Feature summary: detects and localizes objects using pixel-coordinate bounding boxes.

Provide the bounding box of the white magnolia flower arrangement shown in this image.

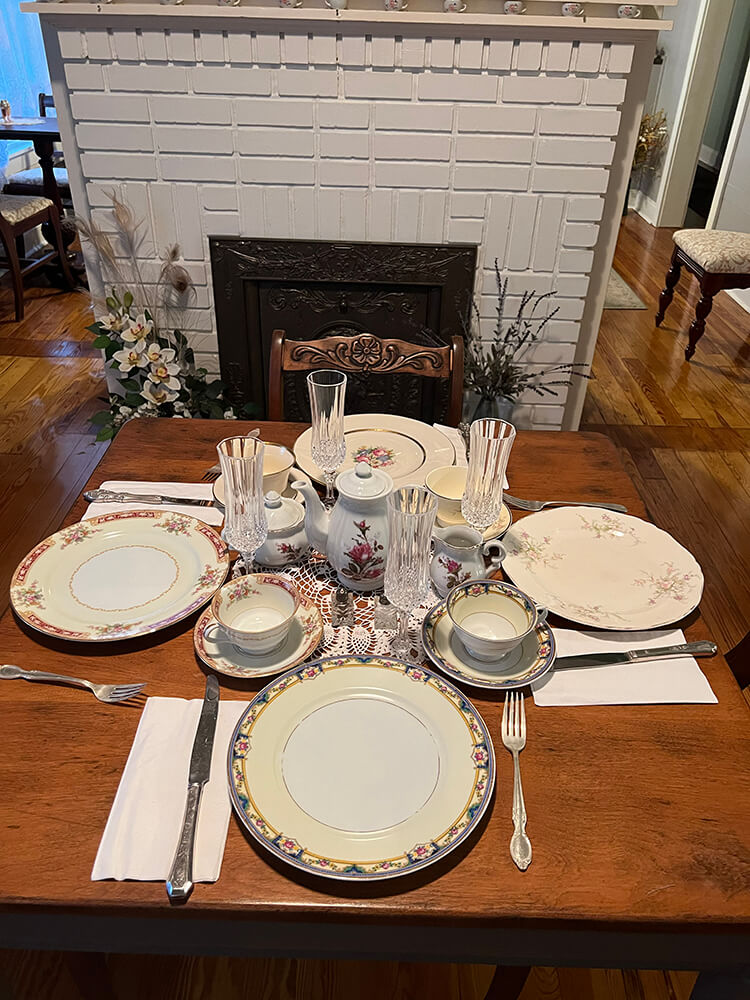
[78,193,256,441]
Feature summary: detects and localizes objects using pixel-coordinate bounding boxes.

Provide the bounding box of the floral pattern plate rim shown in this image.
[194,596,323,678]
[228,655,495,881]
[501,507,704,630]
[10,509,228,642]
[293,414,456,491]
[422,600,556,690]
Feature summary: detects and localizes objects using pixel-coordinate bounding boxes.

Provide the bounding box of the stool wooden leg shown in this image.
[47,207,76,290]
[685,278,716,360]
[0,229,25,322]
[482,965,531,999]
[655,247,681,327]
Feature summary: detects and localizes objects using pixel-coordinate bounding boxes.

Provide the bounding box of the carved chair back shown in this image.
[267,329,464,426]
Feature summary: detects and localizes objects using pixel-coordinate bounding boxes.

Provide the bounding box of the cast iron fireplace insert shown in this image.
[209,237,477,423]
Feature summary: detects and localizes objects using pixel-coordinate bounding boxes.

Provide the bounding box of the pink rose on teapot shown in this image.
[617,4,641,17]
[504,1,526,12]
[384,0,408,9]
[561,2,584,14]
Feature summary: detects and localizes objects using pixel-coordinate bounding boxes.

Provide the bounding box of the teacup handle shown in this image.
[203,622,225,641]
[483,540,506,567]
[631,7,641,16]
[535,605,549,625]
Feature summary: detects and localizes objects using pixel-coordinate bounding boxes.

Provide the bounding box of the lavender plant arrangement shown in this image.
[78,194,253,441]
[462,259,591,422]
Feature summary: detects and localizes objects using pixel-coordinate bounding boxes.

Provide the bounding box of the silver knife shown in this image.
[554,640,717,671]
[84,489,209,506]
[167,675,220,903]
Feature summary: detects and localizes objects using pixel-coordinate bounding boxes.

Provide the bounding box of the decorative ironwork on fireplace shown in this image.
[209,237,477,423]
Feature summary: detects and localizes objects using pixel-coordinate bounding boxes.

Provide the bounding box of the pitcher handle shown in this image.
[483,540,506,567]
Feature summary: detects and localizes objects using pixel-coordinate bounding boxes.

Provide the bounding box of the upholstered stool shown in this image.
[655,229,750,360]
[0,194,75,321]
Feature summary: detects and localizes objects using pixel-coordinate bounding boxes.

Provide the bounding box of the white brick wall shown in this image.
[56,27,634,430]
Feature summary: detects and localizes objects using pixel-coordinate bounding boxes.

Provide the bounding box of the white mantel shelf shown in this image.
[21,3,673,32]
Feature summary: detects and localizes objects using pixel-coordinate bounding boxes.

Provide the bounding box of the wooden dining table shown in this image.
[1,418,748,973]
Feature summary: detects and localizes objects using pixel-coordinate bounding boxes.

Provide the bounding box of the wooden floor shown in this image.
[2,211,749,999]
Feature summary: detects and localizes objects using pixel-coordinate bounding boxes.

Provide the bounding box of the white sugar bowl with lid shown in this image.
[293,461,393,592]
[254,491,309,567]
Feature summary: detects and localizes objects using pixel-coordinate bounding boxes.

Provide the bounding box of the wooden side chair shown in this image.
[655,229,750,360]
[0,194,75,321]
[268,329,465,425]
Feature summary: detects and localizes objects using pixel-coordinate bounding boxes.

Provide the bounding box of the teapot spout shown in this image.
[292,480,329,555]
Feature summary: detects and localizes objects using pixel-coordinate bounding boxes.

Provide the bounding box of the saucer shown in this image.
[213,467,309,508]
[194,594,323,679]
[422,599,555,690]
[435,502,512,541]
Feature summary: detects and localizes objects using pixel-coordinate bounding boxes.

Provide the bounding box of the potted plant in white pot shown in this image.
[462,260,592,422]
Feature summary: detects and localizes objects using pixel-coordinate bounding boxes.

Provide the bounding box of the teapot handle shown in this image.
[483,540,506,567]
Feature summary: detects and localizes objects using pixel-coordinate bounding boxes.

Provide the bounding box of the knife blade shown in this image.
[84,489,209,506]
[166,675,220,903]
[554,640,717,671]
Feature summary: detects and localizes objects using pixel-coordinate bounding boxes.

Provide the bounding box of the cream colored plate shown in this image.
[10,510,228,642]
[436,502,512,541]
[503,508,704,629]
[194,597,323,679]
[293,414,455,490]
[229,655,494,881]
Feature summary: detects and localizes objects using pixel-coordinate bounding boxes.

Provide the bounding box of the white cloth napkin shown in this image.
[92,697,247,882]
[532,628,717,707]
[83,480,223,526]
[433,423,509,487]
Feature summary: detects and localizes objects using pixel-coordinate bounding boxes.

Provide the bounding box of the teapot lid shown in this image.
[264,491,304,531]
[336,461,392,500]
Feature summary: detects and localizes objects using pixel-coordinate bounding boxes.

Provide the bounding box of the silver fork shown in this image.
[0,665,146,704]
[504,493,627,514]
[501,691,532,871]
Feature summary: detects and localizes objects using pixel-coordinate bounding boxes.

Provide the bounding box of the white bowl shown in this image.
[262,444,295,494]
[446,579,545,662]
[211,574,300,655]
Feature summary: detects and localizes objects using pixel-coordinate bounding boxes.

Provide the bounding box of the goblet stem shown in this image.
[323,472,336,506]
[240,550,254,575]
[390,608,413,659]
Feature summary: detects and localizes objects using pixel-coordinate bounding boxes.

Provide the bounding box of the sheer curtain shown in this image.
[0,6,52,170]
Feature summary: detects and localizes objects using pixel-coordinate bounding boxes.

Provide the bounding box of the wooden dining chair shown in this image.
[0,194,75,321]
[267,328,465,425]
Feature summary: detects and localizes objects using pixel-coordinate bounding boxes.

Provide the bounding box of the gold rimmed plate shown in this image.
[229,655,494,881]
[10,510,228,642]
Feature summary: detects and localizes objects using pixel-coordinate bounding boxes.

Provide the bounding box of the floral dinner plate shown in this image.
[293,414,455,490]
[502,507,703,629]
[10,510,228,642]
[422,600,556,690]
[194,597,323,679]
[229,655,494,881]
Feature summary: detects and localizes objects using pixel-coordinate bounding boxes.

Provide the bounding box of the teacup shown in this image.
[280,0,303,6]
[504,1,526,12]
[384,0,408,9]
[325,0,348,7]
[561,2,584,14]
[262,443,295,494]
[209,574,300,655]
[425,465,468,525]
[444,0,467,10]
[617,4,641,16]
[216,0,241,6]
[446,579,546,662]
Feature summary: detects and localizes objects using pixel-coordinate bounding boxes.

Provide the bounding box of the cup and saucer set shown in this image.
[194,573,324,680]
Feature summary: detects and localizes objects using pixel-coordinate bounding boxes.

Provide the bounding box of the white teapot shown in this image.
[293,462,393,592]
[254,491,309,567]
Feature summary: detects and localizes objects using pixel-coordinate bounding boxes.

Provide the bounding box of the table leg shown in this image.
[33,136,62,214]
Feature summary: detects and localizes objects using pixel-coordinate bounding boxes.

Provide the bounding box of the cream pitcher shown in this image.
[430,525,506,598]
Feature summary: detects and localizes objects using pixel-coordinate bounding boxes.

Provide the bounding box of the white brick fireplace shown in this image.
[26,2,671,429]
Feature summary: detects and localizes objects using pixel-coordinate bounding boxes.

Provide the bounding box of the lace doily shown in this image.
[239,551,440,660]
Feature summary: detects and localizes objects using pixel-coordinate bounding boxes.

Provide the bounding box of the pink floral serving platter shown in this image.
[10,510,229,642]
[502,507,704,630]
[229,655,495,881]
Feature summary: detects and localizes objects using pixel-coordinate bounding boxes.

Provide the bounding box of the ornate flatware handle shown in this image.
[166,783,202,903]
[627,641,717,661]
[510,753,532,871]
